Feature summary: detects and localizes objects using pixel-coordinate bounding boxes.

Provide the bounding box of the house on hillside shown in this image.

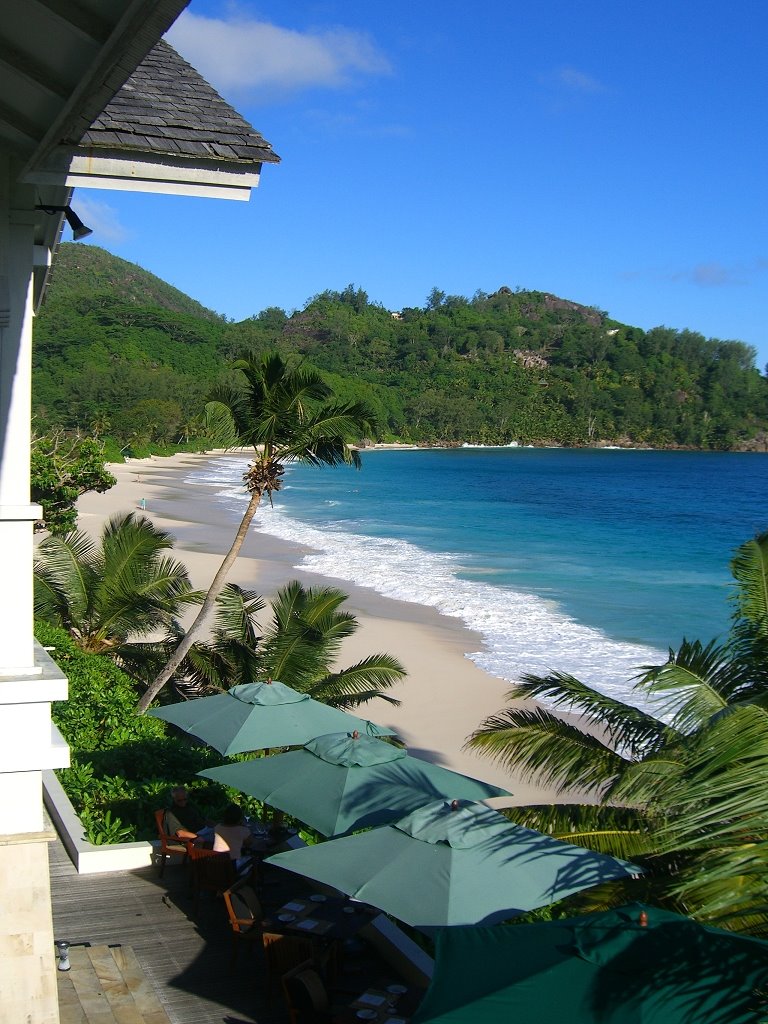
[0,3,278,1018]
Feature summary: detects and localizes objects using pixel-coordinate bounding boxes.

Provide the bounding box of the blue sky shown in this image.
[74,1,768,369]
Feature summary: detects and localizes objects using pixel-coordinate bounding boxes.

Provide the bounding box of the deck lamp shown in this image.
[36,204,93,241]
[54,939,71,971]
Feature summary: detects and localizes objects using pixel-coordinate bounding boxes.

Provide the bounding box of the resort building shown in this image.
[0,3,277,1018]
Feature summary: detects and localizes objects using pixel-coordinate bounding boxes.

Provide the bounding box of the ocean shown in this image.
[189,448,768,709]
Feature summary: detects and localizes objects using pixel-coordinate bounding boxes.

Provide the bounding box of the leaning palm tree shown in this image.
[466,531,768,934]
[34,511,200,658]
[138,352,377,712]
[119,583,267,698]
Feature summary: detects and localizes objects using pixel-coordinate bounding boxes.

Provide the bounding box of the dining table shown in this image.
[265,893,377,944]
[334,982,423,1023]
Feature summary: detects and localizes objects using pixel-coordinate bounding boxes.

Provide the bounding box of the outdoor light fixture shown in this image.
[54,940,71,971]
[35,204,93,241]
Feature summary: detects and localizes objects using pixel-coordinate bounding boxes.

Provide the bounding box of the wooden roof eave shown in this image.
[19,0,189,180]
[26,145,267,201]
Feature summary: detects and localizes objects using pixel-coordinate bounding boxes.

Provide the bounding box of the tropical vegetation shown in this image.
[38,571,405,842]
[180,579,405,710]
[31,431,116,534]
[467,531,768,935]
[33,511,404,713]
[39,621,224,844]
[137,350,377,711]
[34,511,199,659]
[33,244,768,452]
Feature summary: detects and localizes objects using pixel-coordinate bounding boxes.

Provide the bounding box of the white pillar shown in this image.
[0,156,65,1024]
[0,158,41,675]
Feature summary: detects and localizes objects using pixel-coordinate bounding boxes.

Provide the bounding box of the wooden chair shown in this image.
[261,932,314,1001]
[189,846,236,913]
[281,959,337,1024]
[153,808,194,877]
[222,878,264,966]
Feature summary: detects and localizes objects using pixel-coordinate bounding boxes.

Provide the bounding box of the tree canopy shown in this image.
[33,244,768,450]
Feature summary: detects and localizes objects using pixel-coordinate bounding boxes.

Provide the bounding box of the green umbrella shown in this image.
[266,798,641,930]
[411,903,768,1024]
[199,730,512,836]
[148,680,394,755]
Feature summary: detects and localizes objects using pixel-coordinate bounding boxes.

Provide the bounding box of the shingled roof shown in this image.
[75,39,279,167]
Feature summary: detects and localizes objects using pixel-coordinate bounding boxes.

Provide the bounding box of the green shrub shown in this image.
[38,621,226,842]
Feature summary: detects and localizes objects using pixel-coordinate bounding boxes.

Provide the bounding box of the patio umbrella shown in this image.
[198,730,512,836]
[411,903,768,1024]
[266,798,641,930]
[148,680,394,755]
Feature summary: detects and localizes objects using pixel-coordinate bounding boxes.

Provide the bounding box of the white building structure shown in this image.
[0,4,278,1019]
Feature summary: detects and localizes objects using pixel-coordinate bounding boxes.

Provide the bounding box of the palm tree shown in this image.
[255,580,405,708]
[137,352,377,712]
[34,511,200,658]
[466,531,768,934]
[173,579,405,709]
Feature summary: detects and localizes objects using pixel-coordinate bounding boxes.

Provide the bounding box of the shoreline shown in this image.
[76,452,582,803]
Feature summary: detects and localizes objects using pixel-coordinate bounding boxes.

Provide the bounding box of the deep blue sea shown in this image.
[190,448,768,707]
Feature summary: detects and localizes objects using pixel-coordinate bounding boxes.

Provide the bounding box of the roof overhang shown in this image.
[26,148,262,201]
[8,1,190,177]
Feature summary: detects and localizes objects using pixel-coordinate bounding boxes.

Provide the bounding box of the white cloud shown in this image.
[540,65,606,96]
[166,11,391,96]
[691,262,736,287]
[71,195,130,243]
[555,66,605,94]
[622,260,767,288]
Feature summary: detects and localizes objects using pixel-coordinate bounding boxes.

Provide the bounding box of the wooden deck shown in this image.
[58,944,173,1024]
[48,836,289,1024]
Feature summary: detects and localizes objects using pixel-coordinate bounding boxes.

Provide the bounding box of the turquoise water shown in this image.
[192,448,768,705]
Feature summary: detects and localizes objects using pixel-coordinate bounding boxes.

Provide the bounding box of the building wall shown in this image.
[0,839,59,1024]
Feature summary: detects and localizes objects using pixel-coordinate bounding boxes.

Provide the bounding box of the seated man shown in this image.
[164,786,214,843]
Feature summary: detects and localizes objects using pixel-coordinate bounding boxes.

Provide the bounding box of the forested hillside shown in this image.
[33,244,768,450]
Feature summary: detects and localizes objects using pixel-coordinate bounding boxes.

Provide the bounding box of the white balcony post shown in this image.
[0,163,41,676]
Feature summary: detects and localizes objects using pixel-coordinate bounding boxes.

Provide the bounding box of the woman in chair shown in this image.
[213,803,257,874]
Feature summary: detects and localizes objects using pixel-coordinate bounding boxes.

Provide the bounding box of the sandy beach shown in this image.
[76,452,574,803]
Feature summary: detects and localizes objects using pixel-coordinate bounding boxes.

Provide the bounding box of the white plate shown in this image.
[387,985,407,995]
[278,913,296,922]
[309,894,327,902]
[356,1012,377,1020]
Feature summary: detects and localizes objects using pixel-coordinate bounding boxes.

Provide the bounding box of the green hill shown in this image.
[32,248,768,450]
[44,243,222,319]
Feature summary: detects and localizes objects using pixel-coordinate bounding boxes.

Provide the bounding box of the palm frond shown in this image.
[203,400,243,448]
[211,584,264,645]
[635,639,754,730]
[467,705,630,795]
[34,529,96,626]
[509,671,671,757]
[309,654,405,707]
[646,707,768,853]
[502,803,655,859]
[730,530,768,637]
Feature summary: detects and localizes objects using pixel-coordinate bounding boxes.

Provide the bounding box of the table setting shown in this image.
[343,983,415,1022]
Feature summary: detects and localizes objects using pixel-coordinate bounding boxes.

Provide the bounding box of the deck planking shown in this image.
[48,837,288,1024]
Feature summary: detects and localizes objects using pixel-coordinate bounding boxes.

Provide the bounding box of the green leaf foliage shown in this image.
[31,432,116,534]
[34,511,200,656]
[38,621,225,842]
